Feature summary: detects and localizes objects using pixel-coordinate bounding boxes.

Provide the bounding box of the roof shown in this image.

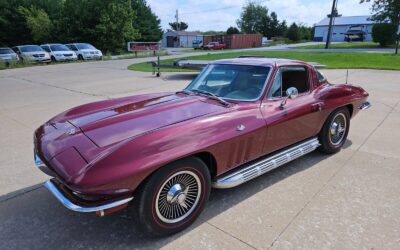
[212,57,306,67]
[166,30,201,36]
[315,15,374,26]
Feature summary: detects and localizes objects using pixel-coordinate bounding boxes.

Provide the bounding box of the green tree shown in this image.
[94,0,139,52]
[298,23,312,40]
[237,1,269,34]
[372,23,397,46]
[169,21,188,31]
[361,0,400,53]
[227,26,240,35]
[132,0,163,42]
[18,6,53,43]
[277,20,288,37]
[286,22,300,41]
[59,0,139,53]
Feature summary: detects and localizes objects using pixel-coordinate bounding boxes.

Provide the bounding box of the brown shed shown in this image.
[226,34,263,49]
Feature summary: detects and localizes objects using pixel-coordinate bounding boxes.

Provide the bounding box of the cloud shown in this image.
[147,0,373,31]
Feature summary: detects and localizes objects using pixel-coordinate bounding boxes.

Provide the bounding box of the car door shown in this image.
[260,65,325,154]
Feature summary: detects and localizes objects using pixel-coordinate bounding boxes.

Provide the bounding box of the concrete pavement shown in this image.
[0,59,400,249]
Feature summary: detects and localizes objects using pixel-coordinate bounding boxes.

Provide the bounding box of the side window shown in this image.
[267,69,282,98]
[267,67,309,98]
[71,45,78,51]
[316,70,326,82]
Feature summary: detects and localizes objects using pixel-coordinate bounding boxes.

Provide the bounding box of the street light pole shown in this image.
[325,0,338,49]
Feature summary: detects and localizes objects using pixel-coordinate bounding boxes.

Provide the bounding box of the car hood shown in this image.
[66,93,226,147]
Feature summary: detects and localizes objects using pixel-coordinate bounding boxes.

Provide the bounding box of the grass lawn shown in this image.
[128,51,400,72]
[295,42,395,49]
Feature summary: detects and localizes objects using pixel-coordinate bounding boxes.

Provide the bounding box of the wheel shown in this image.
[134,157,211,236]
[319,107,350,154]
[78,54,84,60]
[51,56,56,62]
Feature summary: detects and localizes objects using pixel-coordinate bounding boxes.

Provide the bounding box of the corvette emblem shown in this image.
[237,124,246,131]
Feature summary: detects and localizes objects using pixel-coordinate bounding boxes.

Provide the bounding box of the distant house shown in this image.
[314,16,375,42]
[161,30,203,48]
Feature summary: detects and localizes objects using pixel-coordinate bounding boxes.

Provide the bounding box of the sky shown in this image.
[146,0,374,31]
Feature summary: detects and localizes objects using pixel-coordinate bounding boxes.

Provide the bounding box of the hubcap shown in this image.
[155,171,201,223]
[329,113,347,146]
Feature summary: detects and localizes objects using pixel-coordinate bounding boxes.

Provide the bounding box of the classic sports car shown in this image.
[34,57,370,235]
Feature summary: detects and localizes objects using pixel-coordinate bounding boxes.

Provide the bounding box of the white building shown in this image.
[314,16,374,42]
[161,30,203,48]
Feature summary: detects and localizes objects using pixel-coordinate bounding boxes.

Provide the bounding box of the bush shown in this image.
[372,23,397,47]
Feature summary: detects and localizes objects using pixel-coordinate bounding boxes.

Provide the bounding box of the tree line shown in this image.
[234,1,313,41]
[0,0,163,53]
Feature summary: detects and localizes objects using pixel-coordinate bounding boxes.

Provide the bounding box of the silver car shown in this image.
[0,47,19,64]
[65,43,103,60]
[13,45,51,63]
[41,44,78,62]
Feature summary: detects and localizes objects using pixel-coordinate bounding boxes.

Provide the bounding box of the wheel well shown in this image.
[346,104,353,118]
[193,152,217,178]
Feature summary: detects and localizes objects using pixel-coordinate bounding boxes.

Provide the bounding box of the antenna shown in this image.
[346,69,349,84]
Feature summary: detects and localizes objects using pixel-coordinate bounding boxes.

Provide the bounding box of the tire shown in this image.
[318,107,350,154]
[134,157,211,236]
[51,56,56,62]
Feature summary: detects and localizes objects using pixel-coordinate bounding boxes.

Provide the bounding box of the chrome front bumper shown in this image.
[44,180,133,213]
[35,152,133,213]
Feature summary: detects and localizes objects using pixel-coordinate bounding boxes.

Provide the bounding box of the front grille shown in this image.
[63,53,73,56]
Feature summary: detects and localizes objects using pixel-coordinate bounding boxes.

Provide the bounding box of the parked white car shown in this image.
[65,43,103,60]
[0,47,19,64]
[12,45,51,63]
[41,44,77,62]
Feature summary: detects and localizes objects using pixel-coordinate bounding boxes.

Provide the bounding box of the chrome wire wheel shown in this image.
[329,113,347,146]
[155,170,201,224]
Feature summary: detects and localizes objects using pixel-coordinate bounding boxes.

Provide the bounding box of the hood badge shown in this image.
[66,128,77,135]
[236,124,246,132]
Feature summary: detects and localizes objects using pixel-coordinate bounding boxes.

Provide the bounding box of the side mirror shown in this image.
[280,87,299,108]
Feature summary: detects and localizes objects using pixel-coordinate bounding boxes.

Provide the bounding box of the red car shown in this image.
[204,41,226,50]
[34,58,370,235]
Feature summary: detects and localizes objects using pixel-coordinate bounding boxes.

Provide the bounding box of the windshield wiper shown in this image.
[175,89,193,95]
[191,89,230,106]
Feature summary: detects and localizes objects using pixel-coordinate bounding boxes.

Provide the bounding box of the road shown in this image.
[0,58,400,249]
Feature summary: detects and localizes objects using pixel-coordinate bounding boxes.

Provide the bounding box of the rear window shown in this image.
[0,48,13,54]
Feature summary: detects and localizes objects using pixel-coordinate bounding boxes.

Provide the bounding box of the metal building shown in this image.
[161,30,203,48]
[314,16,374,42]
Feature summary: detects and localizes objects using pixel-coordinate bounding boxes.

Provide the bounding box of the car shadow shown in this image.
[0,149,338,249]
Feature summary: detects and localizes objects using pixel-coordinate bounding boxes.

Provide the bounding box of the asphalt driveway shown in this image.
[0,59,399,249]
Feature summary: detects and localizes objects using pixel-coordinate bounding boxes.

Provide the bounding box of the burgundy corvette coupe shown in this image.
[34,57,370,235]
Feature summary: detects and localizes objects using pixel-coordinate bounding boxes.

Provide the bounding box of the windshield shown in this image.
[76,43,96,50]
[186,64,271,101]
[0,48,14,54]
[20,45,44,52]
[50,44,70,51]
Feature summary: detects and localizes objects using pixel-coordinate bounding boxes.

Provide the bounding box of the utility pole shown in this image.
[325,0,338,49]
[175,9,179,31]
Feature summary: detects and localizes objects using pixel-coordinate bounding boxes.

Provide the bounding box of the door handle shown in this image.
[311,103,323,112]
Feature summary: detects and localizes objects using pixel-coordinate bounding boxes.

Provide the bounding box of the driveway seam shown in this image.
[7,76,110,99]
[205,221,258,250]
[268,98,400,249]
[0,185,43,204]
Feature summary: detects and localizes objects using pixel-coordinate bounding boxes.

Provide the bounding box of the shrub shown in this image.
[372,23,397,47]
